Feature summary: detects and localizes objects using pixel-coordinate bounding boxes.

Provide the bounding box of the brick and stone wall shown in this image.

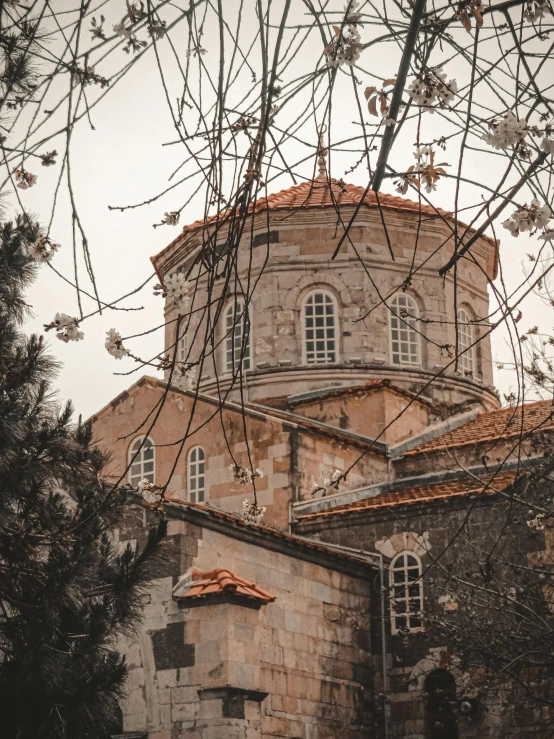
[158,206,499,411]
[294,490,550,738]
[115,502,377,738]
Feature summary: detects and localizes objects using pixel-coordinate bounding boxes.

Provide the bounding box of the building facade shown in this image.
[93,175,554,738]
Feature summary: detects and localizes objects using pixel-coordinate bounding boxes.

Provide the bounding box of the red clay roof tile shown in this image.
[297,470,518,520]
[152,177,498,268]
[177,567,276,604]
[406,399,554,456]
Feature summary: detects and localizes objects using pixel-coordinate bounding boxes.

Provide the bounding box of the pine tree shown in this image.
[0,217,166,738]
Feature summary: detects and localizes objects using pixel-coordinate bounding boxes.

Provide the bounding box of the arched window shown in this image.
[224,300,251,373]
[128,436,155,487]
[303,290,338,364]
[178,329,189,362]
[389,294,421,366]
[390,551,424,634]
[187,446,206,503]
[457,308,475,376]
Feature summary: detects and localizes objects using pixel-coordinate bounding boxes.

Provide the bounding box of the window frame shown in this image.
[224,299,251,374]
[389,294,422,367]
[187,445,206,503]
[302,289,339,365]
[456,308,476,377]
[390,550,424,634]
[177,328,189,363]
[128,436,155,488]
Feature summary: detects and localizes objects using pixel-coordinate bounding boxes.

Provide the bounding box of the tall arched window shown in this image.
[457,308,475,376]
[389,294,421,366]
[303,290,338,364]
[128,436,155,487]
[390,551,424,634]
[224,300,251,373]
[178,329,189,362]
[187,446,206,503]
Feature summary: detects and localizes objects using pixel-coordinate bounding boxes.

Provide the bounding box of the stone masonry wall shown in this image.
[114,504,375,739]
[294,493,550,738]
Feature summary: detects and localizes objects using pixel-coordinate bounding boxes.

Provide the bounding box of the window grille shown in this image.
[390,294,421,366]
[457,308,475,376]
[390,551,424,633]
[129,437,155,487]
[304,291,337,364]
[225,300,251,372]
[188,446,206,503]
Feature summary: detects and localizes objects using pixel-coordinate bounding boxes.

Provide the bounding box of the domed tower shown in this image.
[153,172,500,413]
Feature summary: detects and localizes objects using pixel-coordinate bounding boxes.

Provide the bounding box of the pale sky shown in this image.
[9,2,550,420]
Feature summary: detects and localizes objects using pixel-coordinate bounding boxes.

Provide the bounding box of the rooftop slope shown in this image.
[152,177,498,268]
[406,399,554,456]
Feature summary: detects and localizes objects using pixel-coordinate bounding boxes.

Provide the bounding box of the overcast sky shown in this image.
[10,3,548,420]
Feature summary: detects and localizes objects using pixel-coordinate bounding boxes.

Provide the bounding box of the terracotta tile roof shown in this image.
[406,399,554,456]
[296,470,518,521]
[177,568,275,604]
[287,378,432,407]
[152,177,498,268]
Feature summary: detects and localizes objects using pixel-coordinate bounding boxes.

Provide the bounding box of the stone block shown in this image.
[171,701,197,722]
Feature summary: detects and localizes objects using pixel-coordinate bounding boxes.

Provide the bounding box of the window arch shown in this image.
[224,300,251,373]
[303,290,338,364]
[390,551,424,634]
[187,446,206,503]
[389,294,421,366]
[457,308,476,376]
[128,436,155,487]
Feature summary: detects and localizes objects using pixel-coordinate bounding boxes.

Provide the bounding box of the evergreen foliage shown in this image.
[0,218,166,738]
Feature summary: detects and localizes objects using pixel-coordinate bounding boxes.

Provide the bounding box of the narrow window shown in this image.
[457,308,475,376]
[178,329,189,362]
[224,300,251,373]
[390,551,424,634]
[303,290,337,364]
[389,294,421,366]
[187,446,206,503]
[128,436,155,487]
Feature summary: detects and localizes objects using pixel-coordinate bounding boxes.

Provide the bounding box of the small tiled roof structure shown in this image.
[407,399,554,456]
[152,177,498,268]
[296,470,518,521]
[176,568,276,605]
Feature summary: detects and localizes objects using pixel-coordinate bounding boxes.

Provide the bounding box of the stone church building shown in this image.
[91,172,554,738]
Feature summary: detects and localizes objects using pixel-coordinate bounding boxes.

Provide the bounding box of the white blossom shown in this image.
[230,464,264,485]
[147,21,167,39]
[15,168,37,189]
[174,364,197,392]
[311,480,321,494]
[47,313,84,342]
[482,111,529,151]
[26,235,60,263]
[541,136,554,154]
[525,0,550,20]
[160,272,190,313]
[407,69,457,113]
[538,229,554,242]
[105,328,129,359]
[113,22,133,39]
[242,498,267,525]
[138,478,161,504]
[527,511,546,531]
[502,199,551,237]
[325,1,363,68]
